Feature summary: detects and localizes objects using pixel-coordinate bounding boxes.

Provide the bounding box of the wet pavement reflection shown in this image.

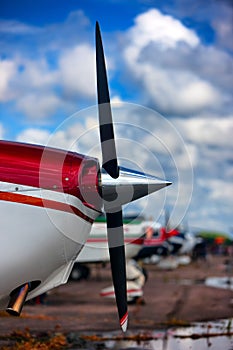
[76,319,233,350]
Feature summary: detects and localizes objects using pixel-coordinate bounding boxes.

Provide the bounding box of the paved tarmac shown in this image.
[0,255,233,348]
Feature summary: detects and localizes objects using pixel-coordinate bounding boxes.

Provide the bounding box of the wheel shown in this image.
[70,263,90,281]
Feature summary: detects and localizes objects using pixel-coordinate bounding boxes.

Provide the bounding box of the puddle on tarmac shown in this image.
[76,319,233,350]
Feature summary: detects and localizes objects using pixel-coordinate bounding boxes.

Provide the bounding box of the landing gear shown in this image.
[70,263,90,281]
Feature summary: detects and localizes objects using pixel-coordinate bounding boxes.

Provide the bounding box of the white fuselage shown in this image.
[0,181,98,310]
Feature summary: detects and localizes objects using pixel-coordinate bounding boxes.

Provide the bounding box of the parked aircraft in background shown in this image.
[134,223,178,261]
[70,215,149,280]
[134,221,199,266]
[167,230,198,255]
[69,215,154,303]
[0,22,171,331]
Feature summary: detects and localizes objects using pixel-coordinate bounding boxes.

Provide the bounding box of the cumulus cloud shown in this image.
[58,44,95,98]
[19,59,58,89]
[0,12,95,121]
[174,116,233,148]
[211,2,233,52]
[134,111,233,230]
[0,123,5,138]
[16,92,63,120]
[139,67,221,114]
[125,9,199,60]
[0,44,96,120]
[172,116,233,185]
[0,19,40,35]
[189,175,233,231]
[16,128,50,145]
[121,8,231,116]
[0,59,17,102]
[170,115,233,231]
[16,112,100,156]
[207,179,233,205]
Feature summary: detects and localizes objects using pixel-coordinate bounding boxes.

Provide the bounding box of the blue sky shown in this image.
[0,0,232,234]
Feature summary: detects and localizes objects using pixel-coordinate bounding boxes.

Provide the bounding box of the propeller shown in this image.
[96,21,128,332]
[95,22,172,332]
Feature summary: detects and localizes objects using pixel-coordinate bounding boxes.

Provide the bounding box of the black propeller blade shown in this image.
[96,21,119,179]
[106,210,128,331]
[95,22,128,332]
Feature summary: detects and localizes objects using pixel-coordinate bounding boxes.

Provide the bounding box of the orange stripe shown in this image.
[0,191,93,224]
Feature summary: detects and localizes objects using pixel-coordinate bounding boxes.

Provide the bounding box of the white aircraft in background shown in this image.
[0,22,171,331]
[70,215,152,303]
[70,215,150,279]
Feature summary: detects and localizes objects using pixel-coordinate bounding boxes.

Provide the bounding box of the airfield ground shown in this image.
[0,255,233,348]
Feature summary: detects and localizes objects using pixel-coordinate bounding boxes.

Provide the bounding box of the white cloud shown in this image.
[111,96,125,106]
[20,59,58,89]
[58,44,95,98]
[212,2,233,52]
[16,92,62,119]
[125,9,199,63]
[174,116,233,148]
[124,9,199,69]
[16,127,76,150]
[0,43,96,120]
[169,115,233,232]
[0,20,40,35]
[141,67,221,114]
[16,128,50,145]
[15,114,100,156]
[0,56,61,119]
[136,112,232,231]
[0,123,5,138]
[207,179,233,205]
[122,9,229,115]
[0,59,17,102]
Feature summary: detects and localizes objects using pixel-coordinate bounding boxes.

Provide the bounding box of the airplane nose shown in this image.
[100,166,171,209]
